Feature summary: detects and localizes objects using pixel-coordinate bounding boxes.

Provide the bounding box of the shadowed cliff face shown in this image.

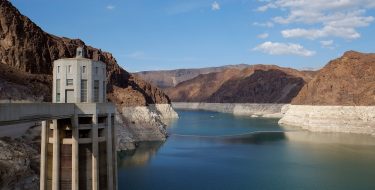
[292,51,375,106]
[0,0,170,106]
[208,69,305,103]
[165,65,314,103]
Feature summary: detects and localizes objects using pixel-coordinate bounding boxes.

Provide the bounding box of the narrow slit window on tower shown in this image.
[103,81,106,102]
[82,66,86,73]
[81,80,87,102]
[56,79,60,102]
[94,80,99,102]
[68,65,72,73]
[57,66,60,73]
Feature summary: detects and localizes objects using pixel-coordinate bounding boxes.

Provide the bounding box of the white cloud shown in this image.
[253,21,274,28]
[320,40,333,47]
[281,26,360,40]
[106,5,115,10]
[256,3,276,12]
[253,41,316,56]
[212,1,220,11]
[320,40,335,49]
[257,0,375,40]
[257,33,269,39]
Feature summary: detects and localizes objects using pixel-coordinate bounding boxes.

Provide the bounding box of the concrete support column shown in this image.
[52,120,60,190]
[40,121,48,190]
[113,115,118,190]
[92,114,99,190]
[106,114,114,190]
[72,115,79,190]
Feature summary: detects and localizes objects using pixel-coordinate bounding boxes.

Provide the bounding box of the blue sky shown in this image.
[11,0,375,72]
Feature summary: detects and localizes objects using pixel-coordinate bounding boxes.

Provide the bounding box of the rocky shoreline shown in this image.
[173,103,375,136]
[116,104,179,150]
[172,102,289,118]
[279,105,375,136]
[0,124,41,190]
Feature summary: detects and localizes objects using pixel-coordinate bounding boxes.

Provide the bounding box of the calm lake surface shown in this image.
[118,110,375,190]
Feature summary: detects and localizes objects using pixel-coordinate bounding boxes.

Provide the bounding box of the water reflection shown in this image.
[222,132,287,144]
[118,141,164,168]
[170,131,287,145]
[285,131,375,146]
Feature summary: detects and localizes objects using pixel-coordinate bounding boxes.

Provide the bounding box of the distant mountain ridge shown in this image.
[164,64,316,103]
[133,64,251,89]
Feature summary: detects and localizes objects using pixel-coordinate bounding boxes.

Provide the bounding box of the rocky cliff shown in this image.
[0,0,170,106]
[280,51,375,135]
[292,51,375,106]
[165,65,315,103]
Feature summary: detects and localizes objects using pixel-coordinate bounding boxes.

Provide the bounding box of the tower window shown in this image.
[94,80,99,102]
[103,81,106,102]
[56,79,60,102]
[57,66,60,73]
[82,66,86,73]
[68,65,72,73]
[81,80,87,102]
[66,79,73,86]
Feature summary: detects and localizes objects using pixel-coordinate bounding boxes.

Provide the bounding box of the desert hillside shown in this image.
[133,64,250,89]
[292,51,375,106]
[165,65,315,103]
[0,0,169,106]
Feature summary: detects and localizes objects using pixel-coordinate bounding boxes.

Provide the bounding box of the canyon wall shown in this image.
[280,51,375,135]
[165,65,314,103]
[172,102,289,118]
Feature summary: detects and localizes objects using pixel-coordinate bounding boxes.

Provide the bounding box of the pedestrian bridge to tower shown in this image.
[0,103,113,126]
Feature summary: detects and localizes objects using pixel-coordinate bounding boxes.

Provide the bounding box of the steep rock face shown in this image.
[165,68,242,102]
[0,136,39,190]
[0,0,170,106]
[208,69,305,103]
[165,65,314,103]
[292,51,375,105]
[134,64,250,89]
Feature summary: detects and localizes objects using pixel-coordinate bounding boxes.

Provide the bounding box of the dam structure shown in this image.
[0,47,117,190]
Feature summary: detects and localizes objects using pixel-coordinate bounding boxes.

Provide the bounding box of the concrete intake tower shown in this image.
[40,47,117,190]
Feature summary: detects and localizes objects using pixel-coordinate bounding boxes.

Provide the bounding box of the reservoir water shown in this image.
[118,110,375,190]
